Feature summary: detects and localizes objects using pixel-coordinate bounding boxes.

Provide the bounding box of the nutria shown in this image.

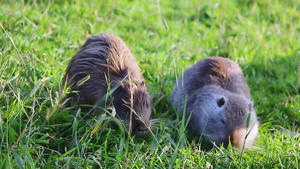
[62,33,152,137]
[171,57,258,149]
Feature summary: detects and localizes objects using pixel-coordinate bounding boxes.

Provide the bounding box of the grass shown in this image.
[0,0,299,168]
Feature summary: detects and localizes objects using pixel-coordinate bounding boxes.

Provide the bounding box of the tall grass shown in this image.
[0,0,299,168]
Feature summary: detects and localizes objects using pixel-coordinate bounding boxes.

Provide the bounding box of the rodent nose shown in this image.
[133,125,150,137]
[137,126,148,133]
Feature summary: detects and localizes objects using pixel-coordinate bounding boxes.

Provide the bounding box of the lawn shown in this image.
[0,0,299,168]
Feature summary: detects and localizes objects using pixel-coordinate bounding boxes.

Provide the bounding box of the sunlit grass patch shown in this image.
[1,0,299,168]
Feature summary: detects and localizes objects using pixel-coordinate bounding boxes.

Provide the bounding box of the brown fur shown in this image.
[62,33,151,137]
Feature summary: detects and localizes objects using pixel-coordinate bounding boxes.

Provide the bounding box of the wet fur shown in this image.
[171,57,258,149]
[62,33,151,137]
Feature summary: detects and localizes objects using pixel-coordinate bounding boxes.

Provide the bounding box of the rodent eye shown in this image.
[140,81,145,86]
[217,97,226,107]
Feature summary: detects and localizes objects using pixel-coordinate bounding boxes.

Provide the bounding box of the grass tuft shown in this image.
[1,0,300,168]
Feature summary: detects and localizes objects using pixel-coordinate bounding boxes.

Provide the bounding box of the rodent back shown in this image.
[62,34,113,108]
[174,57,251,101]
[63,34,142,87]
[171,57,251,112]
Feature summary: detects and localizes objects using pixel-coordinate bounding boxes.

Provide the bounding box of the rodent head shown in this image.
[111,77,152,137]
[186,86,258,149]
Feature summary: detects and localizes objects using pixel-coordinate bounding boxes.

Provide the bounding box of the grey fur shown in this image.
[171,57,258,149]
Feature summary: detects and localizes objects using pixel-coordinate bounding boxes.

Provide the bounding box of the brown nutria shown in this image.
[62,33,152,137]
[171,57,258,150]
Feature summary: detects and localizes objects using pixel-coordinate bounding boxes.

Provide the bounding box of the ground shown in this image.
[0,0,299,168]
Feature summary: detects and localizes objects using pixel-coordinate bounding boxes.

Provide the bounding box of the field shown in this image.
[1,0,300,168]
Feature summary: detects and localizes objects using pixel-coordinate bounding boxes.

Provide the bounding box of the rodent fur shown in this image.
[62,33,152,137]
[171,57,258,149]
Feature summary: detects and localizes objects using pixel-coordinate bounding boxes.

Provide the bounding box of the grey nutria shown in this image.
[62,33,151,137]
[171,57,258,150]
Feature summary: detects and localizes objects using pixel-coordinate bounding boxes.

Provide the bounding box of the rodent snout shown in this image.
[137,126,148,132]
[131,120,150,137]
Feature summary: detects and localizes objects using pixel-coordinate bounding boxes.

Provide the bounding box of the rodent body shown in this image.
[62,33,151,137]
[171,57,258,149]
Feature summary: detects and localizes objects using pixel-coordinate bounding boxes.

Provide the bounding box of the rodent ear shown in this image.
[217,97,226,107]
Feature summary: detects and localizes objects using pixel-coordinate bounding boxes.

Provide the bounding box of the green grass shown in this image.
[1,0,299,168]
